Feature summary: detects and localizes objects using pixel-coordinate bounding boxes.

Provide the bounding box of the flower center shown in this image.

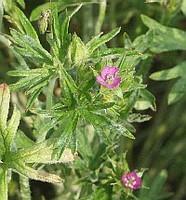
[105,75,115,85]
[124,177,136,189]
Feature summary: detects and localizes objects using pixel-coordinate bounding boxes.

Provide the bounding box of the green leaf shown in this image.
[14,7,39,41]
[91,188,110,200]
[16,139,76,164]
[53,112,79,159]
[26,88,42,109]
[111,121,135,139]
[91,48,140,61]
[68,33,88,66]
[10,29,53,65]
[60,15,71,57]
[7,68,49,77]
[77,130,93,159]
[0,83,10,132]
[87,27,121,55]
[128,113,152,123]
[134,89,156,111]
[6,106,21,151]
[181,0,186,17]
[15,130,35,149]
[38,9,52,35]
[150,62,185,80]
[60,66,79,93]
[9,72,48,91]
[150,61,186,104]
[0,2,3,30]
[87,102,115,111]
[123,32,133,49]
[168,78,186,104]
[51,4,60,47]
[30,2,58,22]
[82,110,111,144]
[139,170,169,200]
[11,160,63,183]
[133,30,153,53]
[60,5,82,58]
[30,2,83,22]
[16,0,25,8]
[141,14,186,52]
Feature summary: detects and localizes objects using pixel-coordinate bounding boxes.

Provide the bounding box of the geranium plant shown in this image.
[1,0,185,199]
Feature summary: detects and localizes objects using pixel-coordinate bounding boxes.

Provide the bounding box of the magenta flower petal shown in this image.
[96,66,122,89]
[96,76,107,86]
[110,77,122,88]
[122,172,142,190]
[101,66,119,79]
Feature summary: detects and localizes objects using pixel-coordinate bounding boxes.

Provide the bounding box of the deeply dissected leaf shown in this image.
[16,138,77,164]
[0,84,64,192]
[8,68,56,107]
[81,110,111,144]
[11,160,63,183]
[50,111,79,159]
[13,7,39,41]
[10,29,53,65]
[87,27,121,55]
[60,5,82,58]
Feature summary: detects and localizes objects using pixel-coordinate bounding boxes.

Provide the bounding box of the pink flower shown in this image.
[96,66,122,89]
[122,172,142,190]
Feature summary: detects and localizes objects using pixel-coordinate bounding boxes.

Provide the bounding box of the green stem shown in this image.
[109,0,116,46]
[19,175,31,200]
[83,4,93,43]
[0,168,8,200]
[95,0,107,35]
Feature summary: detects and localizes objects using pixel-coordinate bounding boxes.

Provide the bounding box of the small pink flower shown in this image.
[96,66,122,89]
[122,172,142,190]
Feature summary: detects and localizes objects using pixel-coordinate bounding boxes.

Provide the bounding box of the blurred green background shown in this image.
[0,0,186,199]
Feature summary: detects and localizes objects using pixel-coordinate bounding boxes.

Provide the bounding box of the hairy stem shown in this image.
[95,0,107,35]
